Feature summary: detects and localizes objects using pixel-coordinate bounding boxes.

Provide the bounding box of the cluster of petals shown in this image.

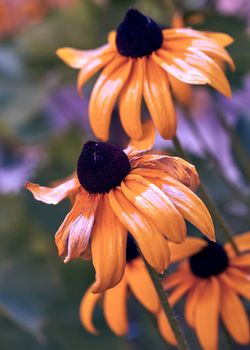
[57,9,235,142]
[161,232,250,349]
[26,148,214,293]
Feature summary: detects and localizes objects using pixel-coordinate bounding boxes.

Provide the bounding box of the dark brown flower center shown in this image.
[189,241,229,278]
[116,8,163,58]
[77,141,131,194]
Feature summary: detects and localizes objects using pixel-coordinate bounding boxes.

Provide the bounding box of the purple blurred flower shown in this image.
[216,0,250,33]
[0,145,43,194]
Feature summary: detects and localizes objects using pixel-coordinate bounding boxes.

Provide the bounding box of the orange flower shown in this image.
[57,8,234,142]
[80,235,176,345]
[162,233,250,349]
[26,139,214,293]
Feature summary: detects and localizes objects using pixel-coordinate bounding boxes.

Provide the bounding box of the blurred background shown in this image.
[0,0,249,349]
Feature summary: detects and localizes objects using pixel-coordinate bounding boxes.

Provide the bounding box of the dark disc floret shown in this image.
[116,8,163,58]
[77,141,131,194]
[189,241,229,278]
[126,234,139,262]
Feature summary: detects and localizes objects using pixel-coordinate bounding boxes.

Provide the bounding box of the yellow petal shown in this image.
[121,174,186,243]
[25,176,79,204]
[220,279,250,344]
[89,56,132,141]
[103,277,128,335]
[91,195,127,293]
[143,57,176,139]
[126,258,160,313]
[108,188,170,273]
[79,285,102,334]
[119,58,143,139]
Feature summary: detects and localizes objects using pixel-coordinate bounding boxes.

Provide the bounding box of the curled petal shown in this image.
[103,277,128,335]
[25,176,79,205]
[79,285,102,334]
[91,195,127,293]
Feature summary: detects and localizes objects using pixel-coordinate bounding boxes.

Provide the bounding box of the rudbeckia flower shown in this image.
[163,232,250,349]
[26,140,214,293]
[57,8,234,142]
[80,235,176,345]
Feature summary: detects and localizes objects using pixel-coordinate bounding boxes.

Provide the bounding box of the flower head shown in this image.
[163,232,250,349]
[57,8,234,142]
[80,235,176,345]
[26,140,214,293]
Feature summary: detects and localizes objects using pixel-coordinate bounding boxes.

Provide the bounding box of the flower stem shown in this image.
[140,253,189,350]
[173,135,240,255]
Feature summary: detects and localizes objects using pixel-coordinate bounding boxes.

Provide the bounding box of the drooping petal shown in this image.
[157,309,177,346]
[79,285,102,334]
[89,56,132,141]
[152,50,210,85]
[103,277,128,335]
[91,195,127,293]
[108,188,170,273]
[121,174,186,243]
[64,194,100,262]
[143,57,176,139]
[168,74,192,106]
[77,51,115,94]
[25,176,79,204]
[168,237,208,263]
[119,58,144,139]
[56,44,112,68]
[185,280,206,328]
[126,258,160,313]
[220,279,250,344]
[194,277,220,350]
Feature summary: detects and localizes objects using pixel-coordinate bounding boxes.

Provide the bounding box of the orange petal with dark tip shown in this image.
[108,188,170,273]
[103,277,128,335]
[79,285,102,334]
[157,308,177,346]
[91,195,127,293]
[56,44,111,68]
[219,279,250,344]
[194,277,220,350]
[126,258,160,313]
[143,57,176,140]
[168,237,208,263]
[121,174,186,243]
[119,58,144,140]
[89,56,132,141]
[25,177,79,205]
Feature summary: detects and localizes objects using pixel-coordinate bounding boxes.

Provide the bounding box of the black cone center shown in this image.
[116,8,163,58]
[77,141,131,194]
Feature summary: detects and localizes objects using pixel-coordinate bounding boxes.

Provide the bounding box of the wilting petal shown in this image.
[152,50,210,85]
[185,280,206,328]
[119,58,144,139]
[77,51,115,94]
[25,176,79,204]
[143,57,176,139]
[89,56,132,141]
[91,195,127,293]
[109,188,170,273]
[126,258,160,313]
[128,119,156,152]
[168,237,208,263]
[220,279,250,344]
[169,74,192,106]
[157,309,177,346]
[56,44,111,68]
[64,194,100,262]
[103,277,128,335]
[121,174,186,243]
[195,277,220,350]
[79,285,102,334]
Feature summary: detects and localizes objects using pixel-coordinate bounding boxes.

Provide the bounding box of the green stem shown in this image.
[182,109,250,207]
[172,136,240,255]
[140,253,189,350]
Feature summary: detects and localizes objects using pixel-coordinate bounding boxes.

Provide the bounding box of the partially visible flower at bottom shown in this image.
[25,136,214,293]
[80,235,176,345]
[164,232,250,349]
